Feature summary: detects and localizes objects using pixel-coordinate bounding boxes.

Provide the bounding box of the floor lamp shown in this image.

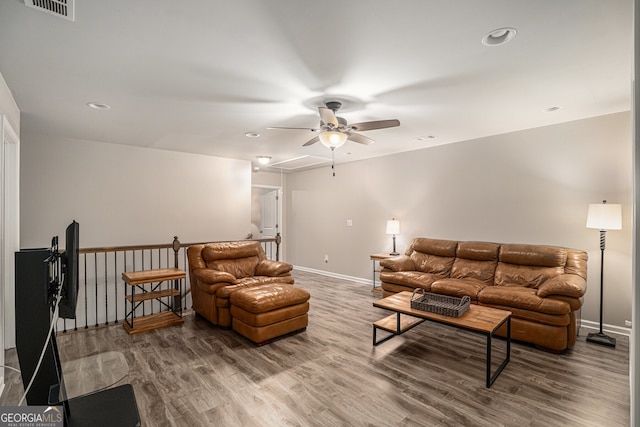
[586,200,622,348]
[386,218,400,256]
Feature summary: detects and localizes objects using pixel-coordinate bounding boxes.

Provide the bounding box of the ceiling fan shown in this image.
[268,101,400,150]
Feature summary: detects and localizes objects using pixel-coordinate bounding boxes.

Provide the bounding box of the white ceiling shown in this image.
[0,0,633,172]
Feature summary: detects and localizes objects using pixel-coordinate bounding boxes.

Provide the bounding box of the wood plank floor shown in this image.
[1,271,630,426]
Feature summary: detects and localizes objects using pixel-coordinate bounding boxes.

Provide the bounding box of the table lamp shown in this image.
[585,200,622,348]
[386,218,400,256]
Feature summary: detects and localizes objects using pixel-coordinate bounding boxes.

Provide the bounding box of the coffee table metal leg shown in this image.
[486,316,511,387]
[373,312,402,346]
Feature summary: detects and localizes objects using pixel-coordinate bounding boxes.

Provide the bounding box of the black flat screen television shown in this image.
[58,220,79,319]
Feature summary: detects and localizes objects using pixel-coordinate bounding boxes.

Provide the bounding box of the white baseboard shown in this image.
[580,320,631,337]
[293,266,370,286]
[294,267,632,338]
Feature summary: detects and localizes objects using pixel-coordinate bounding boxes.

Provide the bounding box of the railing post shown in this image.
[172,236,180,268]
[172,236,182,311]
[275,232,281,261]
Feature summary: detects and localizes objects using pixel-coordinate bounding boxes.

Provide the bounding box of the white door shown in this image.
[260,189,278,238]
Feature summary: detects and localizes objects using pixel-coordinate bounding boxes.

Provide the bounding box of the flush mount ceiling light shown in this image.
[86,102,111,110]
[319,131,348,149]
[256,155,271,165]
[245,132,260,138]
[482,27,517,46]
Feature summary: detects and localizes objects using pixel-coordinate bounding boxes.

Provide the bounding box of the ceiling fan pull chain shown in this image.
[331,147,336,177]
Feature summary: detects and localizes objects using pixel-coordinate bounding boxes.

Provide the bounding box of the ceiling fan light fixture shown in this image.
[319,131,347,149]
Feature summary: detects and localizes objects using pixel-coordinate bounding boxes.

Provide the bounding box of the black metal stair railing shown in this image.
[57,235,281,333]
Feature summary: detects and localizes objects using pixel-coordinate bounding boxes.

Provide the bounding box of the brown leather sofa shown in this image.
[187,241,294,327]
[379,237,588,352]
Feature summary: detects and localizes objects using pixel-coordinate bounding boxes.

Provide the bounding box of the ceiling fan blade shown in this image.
[347,132,375,145]
[350,119,400,132]
[302,136,320,146]
[268,126,319,132]
[318,107,339,128]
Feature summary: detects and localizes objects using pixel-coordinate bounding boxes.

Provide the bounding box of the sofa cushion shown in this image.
[410,252,455,276]
[206,257,259,279]
[410,238,458,256]
[379,271,441,290]
[235,276,294,288]
[405,238,457,276]
[494,263,564,288]
[478,286,571,315]
[451,258,497,285]
[499,244,567,268]
[201,241,265,279]
[230,284,310,314]
[456,241,500,261]
[478,303,570,327]
[202,241,262,261]
[380,283,417,295]
[430,278,486,301]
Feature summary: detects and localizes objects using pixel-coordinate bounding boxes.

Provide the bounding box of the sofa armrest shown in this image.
[255,260,293,276]
[536,274,586,298]
[192,268,236,285]
[379,255,416,272]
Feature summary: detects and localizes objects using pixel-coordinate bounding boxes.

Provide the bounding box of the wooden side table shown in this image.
[370,253,397,295]
[122,268,185,334]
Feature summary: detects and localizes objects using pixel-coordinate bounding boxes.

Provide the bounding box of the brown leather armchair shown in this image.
[187,241,294,327]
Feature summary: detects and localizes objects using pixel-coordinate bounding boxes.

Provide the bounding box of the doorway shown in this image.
[251,186,281,239]
[1,115,20,394]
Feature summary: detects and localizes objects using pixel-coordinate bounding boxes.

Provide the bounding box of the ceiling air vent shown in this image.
[24,0,75,22]
[269,156,332,170]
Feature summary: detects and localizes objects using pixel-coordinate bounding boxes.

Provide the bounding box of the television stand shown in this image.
[64,384,140,427]
[15,248,141,426]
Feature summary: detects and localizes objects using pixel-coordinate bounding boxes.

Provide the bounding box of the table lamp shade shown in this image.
[586,203,622,230]
[386,219,400,235]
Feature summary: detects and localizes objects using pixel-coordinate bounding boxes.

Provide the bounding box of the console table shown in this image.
[370,253,395,294]
[122,268,185,334]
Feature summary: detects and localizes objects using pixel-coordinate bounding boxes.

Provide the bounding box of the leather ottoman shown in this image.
[230,284,310,345]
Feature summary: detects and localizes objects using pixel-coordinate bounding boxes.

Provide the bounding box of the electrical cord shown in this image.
[0,364,20,373]
[17,272,64,406]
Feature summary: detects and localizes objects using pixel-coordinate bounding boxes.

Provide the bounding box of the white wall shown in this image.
[20,134,252,248]
[285,112,633,328]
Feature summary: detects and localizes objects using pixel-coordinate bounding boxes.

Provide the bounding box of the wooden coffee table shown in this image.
[373,291,511,387]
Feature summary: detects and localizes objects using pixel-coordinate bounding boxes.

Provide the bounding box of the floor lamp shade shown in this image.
[386,219,400,256]
[586,202,622,230]
[585,200,621,348]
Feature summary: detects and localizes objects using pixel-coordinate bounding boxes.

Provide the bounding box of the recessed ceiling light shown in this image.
[86,102,111,110]
[414,135,436,142]
[245,132,260,138]
[545,106,561,112]
[482,28,517,46]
